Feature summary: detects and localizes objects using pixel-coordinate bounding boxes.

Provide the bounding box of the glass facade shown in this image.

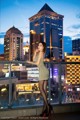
[72,39,80,54]
[29,4,64,60]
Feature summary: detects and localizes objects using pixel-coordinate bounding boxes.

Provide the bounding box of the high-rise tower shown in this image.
[29,3,64,60]
[72,39,80,55]
[4,26,23,61]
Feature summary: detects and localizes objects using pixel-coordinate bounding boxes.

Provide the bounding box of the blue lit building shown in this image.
[29,3,64,60]
[72,38,80,55]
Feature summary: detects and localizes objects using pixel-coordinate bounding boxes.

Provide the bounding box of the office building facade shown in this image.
[29,3,64,60]
[23,44,29,60]
[65,55,80,85]
[72,39,80,55]
[4,26,23,61]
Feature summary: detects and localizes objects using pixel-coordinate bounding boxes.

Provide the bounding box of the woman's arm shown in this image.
[27,52,43,66]
[33,52,36,61]
[33,49,39,61]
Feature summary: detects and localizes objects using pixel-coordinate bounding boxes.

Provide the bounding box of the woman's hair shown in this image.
[39,41,46,53]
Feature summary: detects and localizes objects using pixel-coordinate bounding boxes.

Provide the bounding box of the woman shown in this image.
[27,41,53,116]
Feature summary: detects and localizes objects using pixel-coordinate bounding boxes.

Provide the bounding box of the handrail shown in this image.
[0,61,80,64]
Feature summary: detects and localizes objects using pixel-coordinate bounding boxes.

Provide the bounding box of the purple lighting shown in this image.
[49,68,58,79]
[54,68,58,76]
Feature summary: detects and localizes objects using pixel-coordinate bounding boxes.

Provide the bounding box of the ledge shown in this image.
[0,103,80,118]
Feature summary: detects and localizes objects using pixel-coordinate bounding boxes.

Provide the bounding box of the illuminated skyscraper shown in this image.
[65,55,80,85]
[23,43,29,60]
[4,26,23,61]
[72,39,80,55]
[29,3,64,60]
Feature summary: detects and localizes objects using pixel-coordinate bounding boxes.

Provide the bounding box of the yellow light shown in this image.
[1,88,7,92]
[30,30,36,34]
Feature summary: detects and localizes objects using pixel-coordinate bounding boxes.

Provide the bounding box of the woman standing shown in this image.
[27,41,53,116]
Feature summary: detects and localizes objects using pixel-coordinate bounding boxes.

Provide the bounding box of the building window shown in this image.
[46,22,49,24]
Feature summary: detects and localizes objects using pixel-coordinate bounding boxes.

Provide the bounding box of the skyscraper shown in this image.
[72,39,80,55]
[65,55,80,85]
[23,43,29,60]
[29,3,64,60]
[4,26,23,61]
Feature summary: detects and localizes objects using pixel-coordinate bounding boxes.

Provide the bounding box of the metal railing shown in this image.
[0,61,80,109]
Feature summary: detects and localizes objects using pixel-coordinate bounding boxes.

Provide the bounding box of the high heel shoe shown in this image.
[48,103,53,113]
[44,104,53,117]
[40,108,47,116]
[45,105,51,117]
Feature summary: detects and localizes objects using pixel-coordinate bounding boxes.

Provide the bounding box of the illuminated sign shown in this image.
[26,67,39,81]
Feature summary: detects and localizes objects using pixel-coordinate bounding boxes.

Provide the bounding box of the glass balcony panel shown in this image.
[0,61,80,110]
[61,63,80,103]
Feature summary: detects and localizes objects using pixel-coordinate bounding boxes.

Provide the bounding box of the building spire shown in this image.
[38,3,54,13]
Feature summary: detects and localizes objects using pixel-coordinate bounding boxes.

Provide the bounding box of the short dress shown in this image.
[33,54,49,81]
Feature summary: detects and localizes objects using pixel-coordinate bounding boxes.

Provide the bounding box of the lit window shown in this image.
[46,22,49,24]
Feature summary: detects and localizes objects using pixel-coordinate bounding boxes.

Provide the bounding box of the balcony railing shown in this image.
[0,61,80,109]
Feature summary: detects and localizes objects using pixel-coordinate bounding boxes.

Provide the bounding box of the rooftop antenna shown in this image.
[12,18,15,28]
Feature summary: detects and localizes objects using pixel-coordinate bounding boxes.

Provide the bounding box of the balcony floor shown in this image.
[17,112,80,120]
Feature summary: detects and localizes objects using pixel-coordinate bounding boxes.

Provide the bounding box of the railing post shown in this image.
[48,62,51,103]
[8,62,12,108]
[58,63,62,104]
